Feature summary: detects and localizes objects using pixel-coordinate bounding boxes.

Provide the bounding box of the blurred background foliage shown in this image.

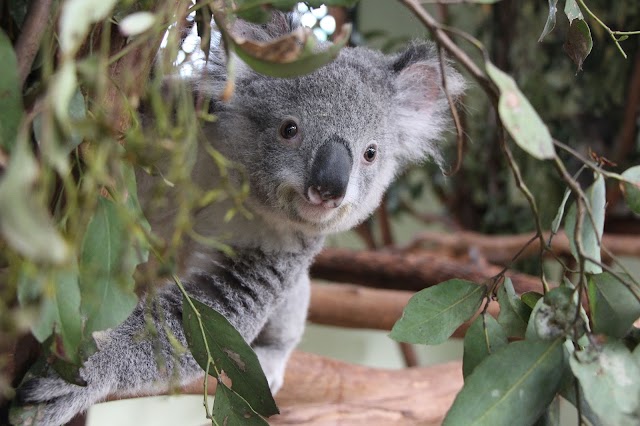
[356,0,640,236]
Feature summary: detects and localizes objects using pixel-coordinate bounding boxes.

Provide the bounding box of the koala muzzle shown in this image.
[306,137,353,209]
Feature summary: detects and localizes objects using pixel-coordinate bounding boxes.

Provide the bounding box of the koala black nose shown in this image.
[306,137,353,208]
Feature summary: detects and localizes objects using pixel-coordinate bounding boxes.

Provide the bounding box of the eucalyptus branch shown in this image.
[436,44,465,176]
[553,140,627,182]
[576,0,639,59]
[397,0,498,103]
[500,133,549,292]
[552,156,602,248]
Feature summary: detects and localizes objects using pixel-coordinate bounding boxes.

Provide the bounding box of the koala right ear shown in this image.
[390,43,465,166]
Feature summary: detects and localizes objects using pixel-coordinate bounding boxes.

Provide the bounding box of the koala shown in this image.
[14,12,463,426]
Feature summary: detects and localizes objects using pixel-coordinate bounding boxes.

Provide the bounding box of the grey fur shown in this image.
[15,13,464,425]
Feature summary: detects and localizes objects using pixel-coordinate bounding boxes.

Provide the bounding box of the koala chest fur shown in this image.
[15,12,464,426]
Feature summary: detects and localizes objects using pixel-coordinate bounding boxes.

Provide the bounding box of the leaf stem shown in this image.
[577,0,630,58]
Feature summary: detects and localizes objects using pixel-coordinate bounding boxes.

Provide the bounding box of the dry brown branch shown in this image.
[402,230,640,264]
[308,282,499,338]
[139,352,464,425]
[311,248,543,294]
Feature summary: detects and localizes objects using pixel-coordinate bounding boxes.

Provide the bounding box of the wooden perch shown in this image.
[311,247,542,294]
[402,230,640,265]
[176,352,464,425]
[308,282,499,337]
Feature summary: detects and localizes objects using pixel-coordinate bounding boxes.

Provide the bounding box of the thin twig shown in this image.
[398,0,498,103]
[436,44,465,176]
[15,0,55,86]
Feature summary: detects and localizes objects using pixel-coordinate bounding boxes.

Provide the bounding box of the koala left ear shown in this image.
[390,43,465,165]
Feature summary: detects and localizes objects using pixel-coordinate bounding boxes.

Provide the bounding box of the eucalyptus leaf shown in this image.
[119,12,156,36]
[59,0,118,55]
[79,198,139,333]
[0,28,23,152]
[538,0,559,42]
[551,188,571,235]
[533,397,560,426]
[620,166,640,214]
[521,291,543,309]
[485,61,555,160]
[17,264,83,363]
[390,279,485,345]
[527,287,580,341]
[182,297,279,416]
[564,19,593,72]
[570,342,640,426]
[213,383,269,425]
[444,339,566,426]
[462,314,508,378]
[0,139,70,264]
[565,174,605,274]
[497,278,531,338]
[564,0,584,24]
[588,272,640,338]
[232,25,352,78]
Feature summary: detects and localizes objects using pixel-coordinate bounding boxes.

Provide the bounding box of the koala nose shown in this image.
[306,137,353,208]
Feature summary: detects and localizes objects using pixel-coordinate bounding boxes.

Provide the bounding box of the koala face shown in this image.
[199,37,464,236]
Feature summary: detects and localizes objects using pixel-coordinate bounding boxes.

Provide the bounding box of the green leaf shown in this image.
[118,12,156,36]
[527,287,580,340]
[588,272,640,338]
[538,0,559,42]
[462,314,508,378]
[79,197,138,333]
[551,188,571,235]
[231,25,352,78]
[621,166,640,214]
[563,19,593,72]
[497,278,531,338]
[390,279,485,345]
[444,339,566,426]
[570,342,640,426]
[213,383,269,425]
[0,138,71,264]
[182,297,279,417]
[564,0,584,24]
[0,28,23,153]
[521,291,543,309]
[485,61,555,160]
[565,174,605,274]
[17,264,83,363]
[533,397,560,426]
[33,89,87,173]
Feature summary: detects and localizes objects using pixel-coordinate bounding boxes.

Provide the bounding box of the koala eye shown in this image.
[279,119,299,140]
[363,144,378,163]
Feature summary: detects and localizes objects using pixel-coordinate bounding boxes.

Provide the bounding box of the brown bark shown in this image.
[159,352,464,425]
[308,282,499,338]
[311,247,543,294]
[402,230,640,265]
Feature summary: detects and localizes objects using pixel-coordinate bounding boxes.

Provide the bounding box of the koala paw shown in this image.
[12,373,104,426]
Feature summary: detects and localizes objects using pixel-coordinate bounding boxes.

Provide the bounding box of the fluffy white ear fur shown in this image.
[392,49,465,166]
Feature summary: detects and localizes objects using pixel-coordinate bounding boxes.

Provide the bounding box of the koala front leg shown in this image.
[251,273,310,394]
[14,286,203,426]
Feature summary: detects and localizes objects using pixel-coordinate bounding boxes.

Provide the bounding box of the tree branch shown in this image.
[114,352,463,425]
[311,248,543,294]
[308,282,499,338]
[15,0,54,86]
[401,230,640,265]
